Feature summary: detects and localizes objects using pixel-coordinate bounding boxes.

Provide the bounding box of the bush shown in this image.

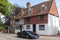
[0,25,4,31]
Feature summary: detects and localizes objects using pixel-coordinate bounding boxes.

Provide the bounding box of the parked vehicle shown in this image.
[17,31,39,39]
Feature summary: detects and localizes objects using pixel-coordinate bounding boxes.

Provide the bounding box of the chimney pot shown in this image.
[26,2,31,9]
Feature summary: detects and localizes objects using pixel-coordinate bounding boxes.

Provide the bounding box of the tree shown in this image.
[0,0,14,32]
[0,0,14,16]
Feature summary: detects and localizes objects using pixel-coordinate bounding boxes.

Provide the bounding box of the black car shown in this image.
[17,31,39,39]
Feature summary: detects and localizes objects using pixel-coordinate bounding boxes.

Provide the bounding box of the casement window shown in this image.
[39,25,45,30]
[15,26,20,29]
[26,17,30,22]
[39,15,44,20]
[26,25,30,29]
[40,7,45,11]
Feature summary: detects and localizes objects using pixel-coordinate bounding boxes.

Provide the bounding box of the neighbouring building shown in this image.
[13,0,60,35]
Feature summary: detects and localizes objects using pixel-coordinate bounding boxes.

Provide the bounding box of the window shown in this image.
[39,15,44,20]
[40,4,46,11]
[27,9,31,14]
[39,25,45,30]
[26,25,30,29]
[41,7,45,11]
[26,17,30,22]
[15,26,20,29]
[15,19,20,22]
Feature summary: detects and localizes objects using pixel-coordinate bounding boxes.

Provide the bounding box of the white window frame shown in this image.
[39,25,45,30]
[26,25,30,29]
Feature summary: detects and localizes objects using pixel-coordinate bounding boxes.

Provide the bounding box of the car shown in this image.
[17,31,39,39]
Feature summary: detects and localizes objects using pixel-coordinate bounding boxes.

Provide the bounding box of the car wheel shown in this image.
[17,34,19,37]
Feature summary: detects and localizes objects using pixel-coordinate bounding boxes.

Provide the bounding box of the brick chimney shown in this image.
[26,2,31,9]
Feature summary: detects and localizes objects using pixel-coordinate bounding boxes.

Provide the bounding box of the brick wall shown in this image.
[24,14,48,24]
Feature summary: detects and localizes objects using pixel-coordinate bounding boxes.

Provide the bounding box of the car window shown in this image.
[27,32,34,35]
[22,31,26,35]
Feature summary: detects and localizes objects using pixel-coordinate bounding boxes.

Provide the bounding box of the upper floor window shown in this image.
[39,15,44,20]
[26,17,30,22]
[40,4,46,11]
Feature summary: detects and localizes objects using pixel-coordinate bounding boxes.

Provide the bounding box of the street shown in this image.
[0,32,60,40]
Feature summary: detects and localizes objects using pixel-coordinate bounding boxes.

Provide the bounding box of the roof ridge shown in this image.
[31,1,52,8]
[48,0,54,13]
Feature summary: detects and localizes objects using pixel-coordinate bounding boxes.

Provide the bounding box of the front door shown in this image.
[33,24,36,33]
[20,25,23,32]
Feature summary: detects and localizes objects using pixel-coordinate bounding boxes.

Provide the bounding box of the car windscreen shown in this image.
[26,32,34,35]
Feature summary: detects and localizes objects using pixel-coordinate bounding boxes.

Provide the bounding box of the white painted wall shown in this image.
[15,29,20,33]
[48,14,59,35]
[15,19,24,33]
[59,18,60,32]
[36,24,50,35]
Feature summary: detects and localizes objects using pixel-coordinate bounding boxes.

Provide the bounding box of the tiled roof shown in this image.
[23,1,52,18]
[15,0,59,19]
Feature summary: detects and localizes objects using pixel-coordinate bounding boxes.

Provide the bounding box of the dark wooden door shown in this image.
[33,24,36,33]
[20,25,22,32]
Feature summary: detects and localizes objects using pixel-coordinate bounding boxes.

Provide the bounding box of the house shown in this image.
[14,0,60,35]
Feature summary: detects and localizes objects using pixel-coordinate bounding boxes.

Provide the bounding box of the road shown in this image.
[0,32,60,40]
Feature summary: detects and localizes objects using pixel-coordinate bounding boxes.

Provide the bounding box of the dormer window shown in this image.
[27,8,31,14]
[40,4,46,11]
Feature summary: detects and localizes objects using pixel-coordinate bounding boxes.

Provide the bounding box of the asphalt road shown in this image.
[0,32,60,40]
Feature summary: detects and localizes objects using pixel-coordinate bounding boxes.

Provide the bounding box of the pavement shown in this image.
[0,32,60,40]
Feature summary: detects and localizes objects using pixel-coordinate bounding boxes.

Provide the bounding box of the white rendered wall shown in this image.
[15,29,20,33]
[48,14,59,35]
[59,18,60,32]
[36,24,50,35]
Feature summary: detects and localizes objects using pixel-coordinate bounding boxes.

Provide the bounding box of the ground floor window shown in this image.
[39,25,45,30]
[26,25,30,29]
[15,26,20,29]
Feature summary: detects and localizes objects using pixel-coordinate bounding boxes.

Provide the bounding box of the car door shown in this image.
[22,31,26,37]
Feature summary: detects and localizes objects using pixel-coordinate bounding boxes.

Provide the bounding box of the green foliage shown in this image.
[0,25,4,30]
[0,0,14,16]
[0,0,14,30]
[0,19,4,30]
[0,19,2,24]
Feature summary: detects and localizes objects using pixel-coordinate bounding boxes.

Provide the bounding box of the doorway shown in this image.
[33,24,36,33]
[20,25,23,32]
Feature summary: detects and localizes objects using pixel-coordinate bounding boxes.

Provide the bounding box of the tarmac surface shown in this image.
[0,32,60,40]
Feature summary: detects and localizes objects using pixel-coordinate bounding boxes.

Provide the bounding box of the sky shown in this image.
[8,0,60,16]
